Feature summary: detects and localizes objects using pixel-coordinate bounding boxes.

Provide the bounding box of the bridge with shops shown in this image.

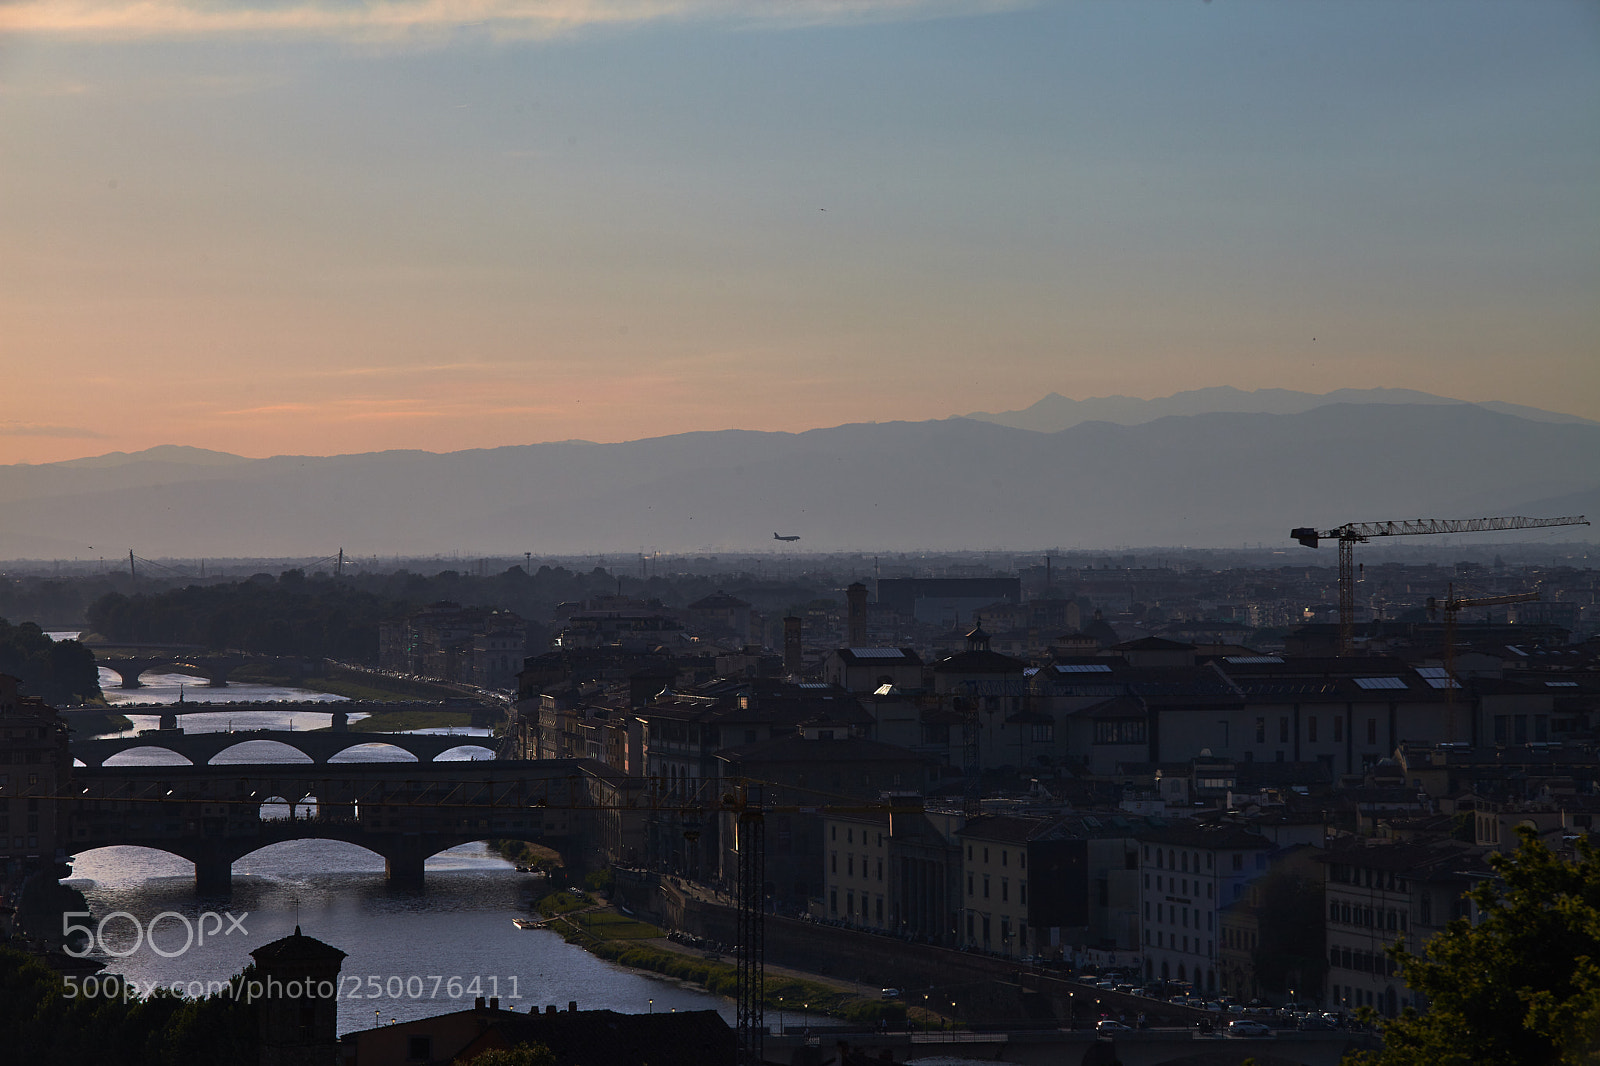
[71,728,495,767]
[65,758,643,894]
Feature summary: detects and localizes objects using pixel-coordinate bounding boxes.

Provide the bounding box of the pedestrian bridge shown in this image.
[72,729,496,767]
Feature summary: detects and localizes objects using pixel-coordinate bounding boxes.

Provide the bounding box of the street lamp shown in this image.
[648,998,653,1013]
[1068,992,1074,1029]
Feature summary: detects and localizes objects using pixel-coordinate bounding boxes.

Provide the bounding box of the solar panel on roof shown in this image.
[1355,676,1408,690]
[1224,656,1285,664]
[1425,678,1461,690]
[1416,667,1450,678]
[847,648,908,659]
[1547,681,1580,688]
[1055,664,1113,673]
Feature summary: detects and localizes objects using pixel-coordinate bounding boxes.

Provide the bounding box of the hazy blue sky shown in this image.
[2,0,1596,461]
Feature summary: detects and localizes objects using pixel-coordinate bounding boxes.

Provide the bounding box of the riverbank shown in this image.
[537,892,922,1029]
[230,663,467,702]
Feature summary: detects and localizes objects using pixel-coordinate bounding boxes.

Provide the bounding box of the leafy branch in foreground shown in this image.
[1350,826,1600,1066]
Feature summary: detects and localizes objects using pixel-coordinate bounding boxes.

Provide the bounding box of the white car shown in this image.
[1226,1019,1272,1038]
[1096,1019,1131,1032]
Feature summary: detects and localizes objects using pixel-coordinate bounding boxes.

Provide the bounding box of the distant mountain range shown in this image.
[965,386,1600,433]
[1,396,1595,558]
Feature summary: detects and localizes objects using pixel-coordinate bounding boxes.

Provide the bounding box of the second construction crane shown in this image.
[1290,515,1588,655]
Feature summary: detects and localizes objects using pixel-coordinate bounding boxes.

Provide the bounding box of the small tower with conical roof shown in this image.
[250,927,346,1066]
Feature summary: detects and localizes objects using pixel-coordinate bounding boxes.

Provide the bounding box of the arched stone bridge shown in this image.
[94,653,254,689]
[67,758,646,894]
[72,729,496,767]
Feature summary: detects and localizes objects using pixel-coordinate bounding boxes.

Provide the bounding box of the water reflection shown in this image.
[68,842,737,1032]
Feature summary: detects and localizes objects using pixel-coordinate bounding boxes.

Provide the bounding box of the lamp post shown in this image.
[1068,991,1074,1029]
[648,998,653,1014]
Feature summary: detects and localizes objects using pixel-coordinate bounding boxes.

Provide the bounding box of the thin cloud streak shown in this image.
[0,422,111,438]
[0,0,1027,41]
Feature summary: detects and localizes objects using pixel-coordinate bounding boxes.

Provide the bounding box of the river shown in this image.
[54,647,737,1033]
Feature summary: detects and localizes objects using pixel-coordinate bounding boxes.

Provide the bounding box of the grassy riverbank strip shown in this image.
[533,893,915,1027]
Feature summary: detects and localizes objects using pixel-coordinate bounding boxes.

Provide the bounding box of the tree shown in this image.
[465,1044,556,1066]
[1352,827,1600,1066]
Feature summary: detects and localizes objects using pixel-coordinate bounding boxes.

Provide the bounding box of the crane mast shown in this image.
[1290,515,1588,655]
[1426,585,1542,740]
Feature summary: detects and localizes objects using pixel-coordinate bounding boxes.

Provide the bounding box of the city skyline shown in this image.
[3,0,1597,464]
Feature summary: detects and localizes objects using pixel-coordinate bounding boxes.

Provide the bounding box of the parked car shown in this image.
[1226,1019,1273,1038]
[1096,1019,1131,1032]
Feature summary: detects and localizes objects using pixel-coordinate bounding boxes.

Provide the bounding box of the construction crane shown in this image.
[1426,585,1541,740]
[1290,515,1589,655]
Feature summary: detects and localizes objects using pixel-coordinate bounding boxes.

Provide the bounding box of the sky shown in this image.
[1,0,1597,464]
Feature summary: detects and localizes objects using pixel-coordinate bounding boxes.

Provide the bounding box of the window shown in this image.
[1020,882,1027,905]
[983,876,990,899]
[1279,716,1289,743]
[1334,716,1344,742]
[831,852,837,873]
[1308,716,1318,742]
[1255,717,1266,743]
[1031,722,1054,742]
[1094,719,1147,744]
[1232,854,1242,871]
[1020,853,1026,870]
[407,1036,432,1062]
[1001,879,1008,902]
[1368,718,1378,744]
[1002,850,1008,867]
[967,873,973,896]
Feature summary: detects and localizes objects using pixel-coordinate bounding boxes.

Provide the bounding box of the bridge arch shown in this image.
[70,843,198,878]
[234,837,387,872]
[209,739,314,764]
[99,659,178,690]
[102,747,194,767]
[328,742,419,763]
[258,794,319,820]
[432,743,497,762]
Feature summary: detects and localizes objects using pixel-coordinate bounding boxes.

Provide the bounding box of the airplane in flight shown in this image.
[773,532,801,542]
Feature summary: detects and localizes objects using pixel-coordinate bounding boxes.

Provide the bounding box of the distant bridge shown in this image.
[71,728,496,767]
[68,700,477,718]
[67,758,642,894]
[94,653,255,689]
